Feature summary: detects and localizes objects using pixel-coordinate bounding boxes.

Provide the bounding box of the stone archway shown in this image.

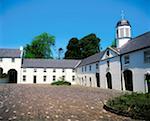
[8,69,17,83]
[106,72,112,89]
[123,70,133,91]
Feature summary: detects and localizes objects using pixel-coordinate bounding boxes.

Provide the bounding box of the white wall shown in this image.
[100,56,122,90]
[76,62,99,87]
[20,68,76,84]
[121,48,150,93]
[0,58,22,83]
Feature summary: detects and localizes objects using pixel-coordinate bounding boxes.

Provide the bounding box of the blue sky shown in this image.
[0,0,150,58]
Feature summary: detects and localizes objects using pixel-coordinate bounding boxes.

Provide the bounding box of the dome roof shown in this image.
[116,19,131,27]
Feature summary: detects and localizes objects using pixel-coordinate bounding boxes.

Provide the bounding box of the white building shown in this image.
[0,51,80,85]
[0,17,150,93]
[76,18,150,93]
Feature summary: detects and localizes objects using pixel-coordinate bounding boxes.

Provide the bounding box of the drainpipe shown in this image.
[120,55,123,90]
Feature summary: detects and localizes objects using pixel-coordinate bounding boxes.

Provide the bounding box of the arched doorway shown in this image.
[123,70,133,91]
[0,68,3,77]
[106,72,112,89]
[96,73,100,87]
[145,73,150,93]
[8,69,17,83]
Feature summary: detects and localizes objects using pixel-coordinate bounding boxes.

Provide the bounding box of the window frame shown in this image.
[144,50,150,63]
[124,55,130,64]
[53,75,56,81]
[23,75,26,82]
[43,76,46,82]
[72,75,75,81]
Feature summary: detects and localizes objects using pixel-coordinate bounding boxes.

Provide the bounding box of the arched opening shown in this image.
[106,72,112,89]
[89,77,92,87]
[123,70,133,91]
[0,68,3,76]
[8,69,17,83]
[145,73,150,93]
[96,73,100,87]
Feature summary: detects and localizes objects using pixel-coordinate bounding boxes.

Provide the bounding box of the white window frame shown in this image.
[23,75,26,82]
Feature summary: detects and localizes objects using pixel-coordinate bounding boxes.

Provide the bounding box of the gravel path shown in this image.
[0,84,134,121]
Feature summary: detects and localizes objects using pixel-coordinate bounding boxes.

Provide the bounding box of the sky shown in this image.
[0,0,150,58]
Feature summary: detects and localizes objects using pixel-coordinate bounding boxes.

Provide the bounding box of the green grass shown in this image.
[106,92,150,119]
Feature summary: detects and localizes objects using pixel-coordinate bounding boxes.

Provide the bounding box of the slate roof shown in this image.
[120,31,150,54]
[22,59,81,68]
[78,51,105,67]
[0,48,21,58]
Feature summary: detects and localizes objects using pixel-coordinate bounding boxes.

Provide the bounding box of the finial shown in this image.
[121,10,125,20]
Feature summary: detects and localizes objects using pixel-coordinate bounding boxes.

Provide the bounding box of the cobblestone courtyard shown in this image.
[0,84,134,121]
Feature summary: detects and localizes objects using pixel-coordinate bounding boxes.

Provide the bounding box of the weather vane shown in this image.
[121,10,125,20]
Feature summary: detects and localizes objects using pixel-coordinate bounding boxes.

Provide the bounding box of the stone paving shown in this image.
[0,84,136,121]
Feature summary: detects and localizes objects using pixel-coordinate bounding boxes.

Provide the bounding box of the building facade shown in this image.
[0,18,150,93]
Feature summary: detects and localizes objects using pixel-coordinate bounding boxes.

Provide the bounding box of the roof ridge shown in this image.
[120,31,150,49]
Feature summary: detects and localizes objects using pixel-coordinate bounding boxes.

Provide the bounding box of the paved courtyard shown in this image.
[0,84,135,121]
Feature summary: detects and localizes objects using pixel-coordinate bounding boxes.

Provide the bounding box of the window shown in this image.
[96,64,99,69]
[23,75,26,82]
[12,58,15,62]
[62,69,65,73]
[126,28,129,37]
[72,76,75,81]
[53,76,56,81]
[34,68,37,72]
[72,69,75,73]
[44,68,46,72]
[82,67,84,72]
[23,68,26,72]
[85,66,87,72]
[144,50,150,63]
[0,58,2,62]
[124,55,130,64]
[62,75,65,80]
[53,69,56,72]
[43,76,46,82]
[89,65,91,71]
[120,28,124,37]
[107,61,110,67]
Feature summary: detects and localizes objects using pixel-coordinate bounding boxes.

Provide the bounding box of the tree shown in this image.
[24,32,55,58]
[65,38,81,59]
[111,39,117,48]
[64,34,101,59]
[79,33,100,58]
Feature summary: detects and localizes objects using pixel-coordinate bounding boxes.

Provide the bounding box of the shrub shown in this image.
[0,73,8,78]
[51,80,71,86]
[106,92,150,120]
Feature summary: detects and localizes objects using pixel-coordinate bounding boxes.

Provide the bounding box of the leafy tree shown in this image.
[79,33,100,58]
[65,38,81,59]
[65,34,101,59]
[24,32,55,58]
[111,39,117,48]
